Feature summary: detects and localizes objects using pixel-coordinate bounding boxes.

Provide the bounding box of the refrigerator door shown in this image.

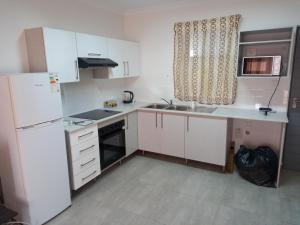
[16,119,71,225]
[9,73,63,128]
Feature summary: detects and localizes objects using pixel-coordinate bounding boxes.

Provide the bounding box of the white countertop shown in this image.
[64,101,288,133]
[64,101,150,133]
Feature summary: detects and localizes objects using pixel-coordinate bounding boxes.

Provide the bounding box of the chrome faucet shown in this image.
[161,98,173,105]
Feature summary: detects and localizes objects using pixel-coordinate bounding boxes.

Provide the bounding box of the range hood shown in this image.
[78,57,118,69]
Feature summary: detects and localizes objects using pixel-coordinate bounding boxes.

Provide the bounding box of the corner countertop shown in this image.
[64,101,288,133]
[64,101,150,133]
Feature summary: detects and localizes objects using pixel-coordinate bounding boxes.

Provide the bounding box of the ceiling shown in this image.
[76,0,202,14]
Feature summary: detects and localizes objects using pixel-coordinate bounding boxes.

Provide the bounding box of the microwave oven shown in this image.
[242,56,281,76]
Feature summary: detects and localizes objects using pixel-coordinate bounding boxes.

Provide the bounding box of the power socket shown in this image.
[235,128,243,139]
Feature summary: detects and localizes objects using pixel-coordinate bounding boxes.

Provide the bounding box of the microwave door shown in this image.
[242,56,281,76]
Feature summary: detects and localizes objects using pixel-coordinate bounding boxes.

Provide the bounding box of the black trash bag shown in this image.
[235,145,278,187]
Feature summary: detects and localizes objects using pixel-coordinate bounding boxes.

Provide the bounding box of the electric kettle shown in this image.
[123,91,134,104]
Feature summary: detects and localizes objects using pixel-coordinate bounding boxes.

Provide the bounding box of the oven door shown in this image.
[99,123,126,170]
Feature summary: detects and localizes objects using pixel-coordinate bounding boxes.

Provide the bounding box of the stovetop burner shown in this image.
[71,109,121,121]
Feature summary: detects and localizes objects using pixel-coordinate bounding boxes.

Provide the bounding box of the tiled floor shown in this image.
[47,156,300,225]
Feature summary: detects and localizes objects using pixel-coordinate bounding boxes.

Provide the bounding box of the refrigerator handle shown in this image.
[50,118,63,123]
[19,118,62,130]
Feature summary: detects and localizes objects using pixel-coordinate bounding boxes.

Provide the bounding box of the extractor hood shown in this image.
[78,57,118,69]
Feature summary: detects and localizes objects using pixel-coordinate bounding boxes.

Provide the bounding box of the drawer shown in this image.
[72,163,100,190]
[72,150,100,176]
[69,125,98,146]
[70,137,99,162]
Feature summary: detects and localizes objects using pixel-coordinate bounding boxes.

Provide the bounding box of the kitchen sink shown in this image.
[165,105,191,111]
[145,103,169,109]
[144,104,217,113]
[192,106,217,113]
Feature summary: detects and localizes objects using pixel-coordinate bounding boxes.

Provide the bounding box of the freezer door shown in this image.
[16,119,71,225]
[9,73,63,128]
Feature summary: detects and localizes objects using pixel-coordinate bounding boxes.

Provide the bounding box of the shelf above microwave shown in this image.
[237,27,294,78]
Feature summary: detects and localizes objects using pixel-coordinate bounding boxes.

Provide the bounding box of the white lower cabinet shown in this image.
[65,125,101,190]
[161,114,185,158]
[185,116,228,166]
[138,111,161,153]
[138,110,228,166]
[73,163,100,190]
[125,111,139,156]
[138,111,185,157]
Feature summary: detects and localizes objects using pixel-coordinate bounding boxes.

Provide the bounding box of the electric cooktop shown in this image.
[71,109,121,121]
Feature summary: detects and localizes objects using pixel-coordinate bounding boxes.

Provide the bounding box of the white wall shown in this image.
[0,0,126,116]
[124,0,300,111]
[123,0,300,152]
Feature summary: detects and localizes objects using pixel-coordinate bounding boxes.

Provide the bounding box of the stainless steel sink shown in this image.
[144,103,217,113]
[145,103,169,109]
[165,105,191,111]
[192,106,217,113]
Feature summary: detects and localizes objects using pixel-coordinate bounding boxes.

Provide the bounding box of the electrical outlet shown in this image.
[235,128,243,139]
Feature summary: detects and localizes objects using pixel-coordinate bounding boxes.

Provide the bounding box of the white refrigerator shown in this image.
[0,73,71,225]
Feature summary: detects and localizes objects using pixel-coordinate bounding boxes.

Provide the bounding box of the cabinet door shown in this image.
[185,116,227,166]
[138,111,161,153]
[160,114,185,158]
[125,111,138,156]
[107,38,127,78]
[43,28,79,83]
[76,33,108,58]
[124,41,140,77]
[107,39,140,78]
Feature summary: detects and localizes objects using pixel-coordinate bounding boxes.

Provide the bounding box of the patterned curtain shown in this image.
[173,14,241,104]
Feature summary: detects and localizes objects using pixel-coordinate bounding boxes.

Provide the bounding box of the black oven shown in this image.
[98,120,126,170]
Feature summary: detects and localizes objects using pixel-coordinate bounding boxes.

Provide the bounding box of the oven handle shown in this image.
[99,129,125,140]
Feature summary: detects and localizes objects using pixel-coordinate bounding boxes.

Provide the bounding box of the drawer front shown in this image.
[72,150,100,175]
[69,125,98,146]
[70,137,99,161]
[72,163,100,190]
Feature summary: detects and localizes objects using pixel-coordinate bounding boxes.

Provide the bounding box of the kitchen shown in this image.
[0,0,300,225]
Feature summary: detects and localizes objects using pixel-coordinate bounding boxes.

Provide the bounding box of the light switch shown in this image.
[283,90,289,105]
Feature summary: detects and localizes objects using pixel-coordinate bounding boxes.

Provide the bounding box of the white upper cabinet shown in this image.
[76,33,108,58]
[25,27,79,83]
[25,27,141,82]
[107,38,140,78]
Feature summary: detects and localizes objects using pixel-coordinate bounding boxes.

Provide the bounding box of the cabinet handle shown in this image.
[292,97,300,109]
[75,60,79,80]
[155,112,158,128]
[187,116,189,132]
[88,53,101,56]
[78,131,94,139]
[82,170,97,181]
[127,61,130,76]
[81,158,96,167]
[161,114,163,129]
[126,115,129,130]
[80,145,95,154]
[123,61,126,76]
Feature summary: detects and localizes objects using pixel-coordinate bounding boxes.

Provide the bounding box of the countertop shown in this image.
[64,101,288,133]
[64,101,150,133]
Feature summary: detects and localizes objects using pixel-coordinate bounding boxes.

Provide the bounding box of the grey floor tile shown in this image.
[213,205,263,225]
[46,156,300,225]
